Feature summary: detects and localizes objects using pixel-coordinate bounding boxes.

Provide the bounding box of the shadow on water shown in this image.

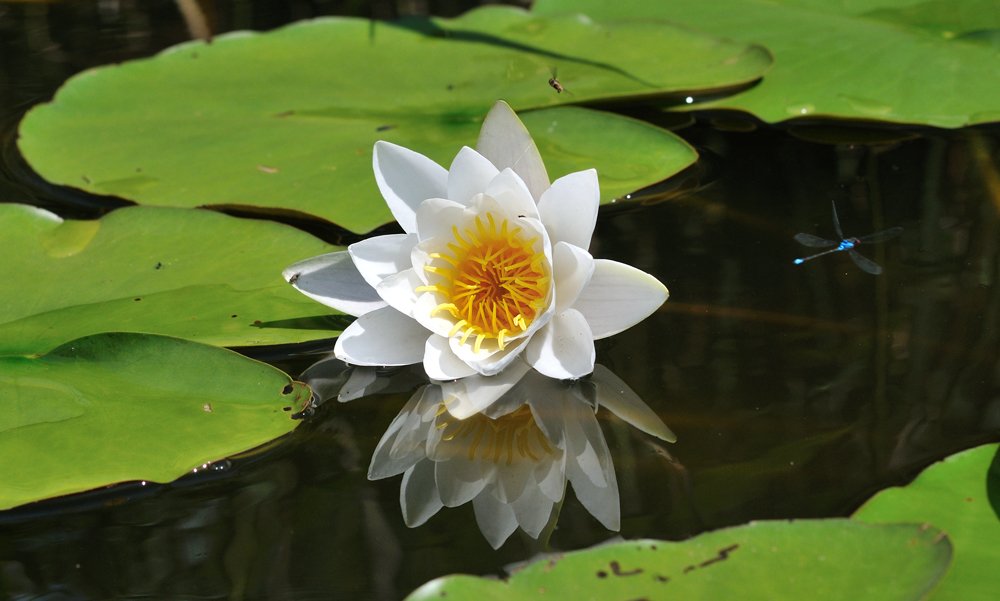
[2,1,1000,600]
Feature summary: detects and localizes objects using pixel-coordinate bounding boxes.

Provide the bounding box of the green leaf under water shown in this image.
[404,520,951,601]
[533,0,1000,127]
[853,443,1000,601]
[0,204,346,355]
[16,5,763,233]
[0,332,311,511]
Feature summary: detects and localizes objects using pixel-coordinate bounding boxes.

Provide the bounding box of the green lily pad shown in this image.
[0,332,311,511]
[854,444,1000,601]
[0,204,346,355]
[17,5,764,233]
[404,520,951,600]
[534,0,1000,127]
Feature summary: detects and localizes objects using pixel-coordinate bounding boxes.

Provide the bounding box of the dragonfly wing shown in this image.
[848,249,883,274]
[831,200,844,239]
[856,227,904,244]
[794,233,838,248]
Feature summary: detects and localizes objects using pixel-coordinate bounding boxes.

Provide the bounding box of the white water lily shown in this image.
[284,100,667,381]
[366,362,675,549]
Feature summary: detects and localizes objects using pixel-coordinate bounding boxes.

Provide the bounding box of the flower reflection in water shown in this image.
[355,361,675,549]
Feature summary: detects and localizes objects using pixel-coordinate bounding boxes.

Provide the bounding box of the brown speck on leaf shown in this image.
[282,406,292,411]
[231,314,237,318]
[134,298,141,301]
[253,320,262,325]
[257,165,279,174]
[376,124,396,131]
[966,497,973,502]
[683,566,696,574]
[155,262,162,270]
[136,167,142,172]
[274,111,295,118]
[596,571,607,578]
[699,544,739,568]
[203,403,212,412]
[82,175,91,184]
[610,561,643,576]
[654,575,668,583]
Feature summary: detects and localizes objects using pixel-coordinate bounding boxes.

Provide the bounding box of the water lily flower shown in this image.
[366,361,675,549]
[284,100,667,382]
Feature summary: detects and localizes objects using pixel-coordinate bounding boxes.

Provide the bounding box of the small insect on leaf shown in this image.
[548,68,570,95]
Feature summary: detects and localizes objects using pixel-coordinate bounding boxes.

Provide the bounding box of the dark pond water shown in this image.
[2,1,1000,599]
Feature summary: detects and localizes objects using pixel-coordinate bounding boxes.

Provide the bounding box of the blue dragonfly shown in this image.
[794,201,902,275]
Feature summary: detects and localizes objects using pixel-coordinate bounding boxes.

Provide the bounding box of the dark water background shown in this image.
[2,1,1000,599]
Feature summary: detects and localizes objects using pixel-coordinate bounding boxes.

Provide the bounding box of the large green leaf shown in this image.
[405,520,951,600]
[0,204,346,355]
[0,332,311,511]
[16,6,764,233]
[534,0,1000,127]
[854,444,1000,601]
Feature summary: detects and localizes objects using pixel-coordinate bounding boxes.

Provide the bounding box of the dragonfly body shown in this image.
[793,203,901,275]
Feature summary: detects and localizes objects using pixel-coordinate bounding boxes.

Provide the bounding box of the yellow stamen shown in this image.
[421,212,549,351]
[448,320,468,337]
[431,303,460,317]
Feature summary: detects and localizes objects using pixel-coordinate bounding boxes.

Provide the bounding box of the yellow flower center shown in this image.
[417,213,549,353]
[436,404,556,465]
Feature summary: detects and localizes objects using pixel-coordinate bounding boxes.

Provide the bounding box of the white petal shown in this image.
[472,489,518,549]
[449,334,528,377]
[552,242,595,314]
[424,335,477,381]
[484,168,538,221]
[440,359,532,419]
[435,458,486,507]
[518,377,569,449]
[373,141,448,233]
[376,268,422,316]
[368,389,425,480]
[511,478,554,538]
[567,456,620,532]
[400,461,444,527]
[476,100,550,202]
[537,169,600,250]
[493,454,534,505]
[535,451,566,503]
[334,306,429,366]
[415,197,466,242]
[348,233,418,289]
[283,251,385,317]
[411,291,458,338]
[573,260,668,339]
[448,146,499,206]
[299,354,351,405]
[525,309,595,379]
[592,365,676,443]
[338,367,379,401]
[564,406,607,488]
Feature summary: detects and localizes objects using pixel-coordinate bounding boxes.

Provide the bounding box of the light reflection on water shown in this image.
[2,2,1000,600]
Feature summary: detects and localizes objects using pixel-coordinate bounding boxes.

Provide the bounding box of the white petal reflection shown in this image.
[356,361,674,549]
